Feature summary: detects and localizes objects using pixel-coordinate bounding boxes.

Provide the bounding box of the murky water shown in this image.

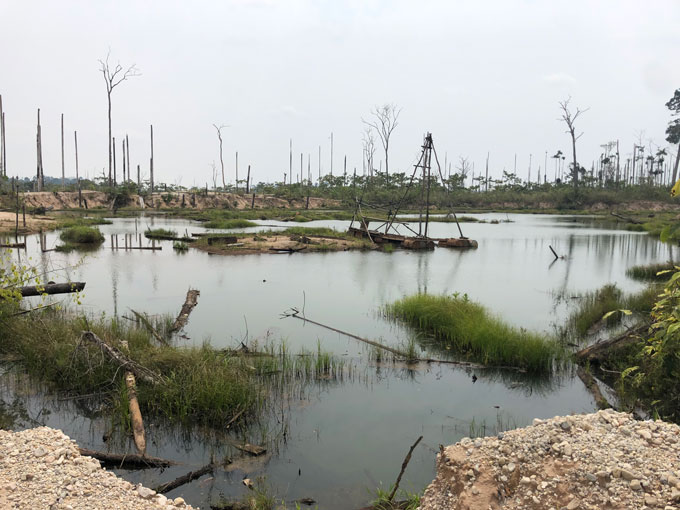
[3,213,675,509]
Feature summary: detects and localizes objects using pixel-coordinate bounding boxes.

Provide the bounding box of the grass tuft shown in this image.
[203,219,257,229]
[59,226,105,244]
[387,293,562,372]
[626,262,676,282]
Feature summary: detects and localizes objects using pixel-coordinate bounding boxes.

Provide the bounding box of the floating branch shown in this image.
[170,289,200,334]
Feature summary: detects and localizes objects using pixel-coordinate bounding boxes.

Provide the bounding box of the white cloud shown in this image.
[542,72,577,87]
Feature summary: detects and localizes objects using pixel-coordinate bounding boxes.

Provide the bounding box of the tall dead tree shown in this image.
[36,109,44,191]
[60,113,65,189]
[149,124,154,193]
[0,94,5,177]
[362,128,376,178]
[125,134,130,184]
[74,130,82,207]
[363,104,401,183]
[212,124,227,189]
[558,97,588,187]
[99,51,140,187]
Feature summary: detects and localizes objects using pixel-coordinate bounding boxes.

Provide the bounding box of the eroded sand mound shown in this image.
[420,410,680,510]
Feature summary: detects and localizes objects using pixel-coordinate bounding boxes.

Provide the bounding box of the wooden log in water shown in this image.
[20,282,85,297]
[78,448,175,468]
[232,442,266,456]
[170,289,200,334]
[125,372,147,455]
[154,463,215,494]
[574,325,647,363]
[0,242,25,248]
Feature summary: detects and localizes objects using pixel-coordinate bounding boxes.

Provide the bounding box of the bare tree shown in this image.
[212,124,227,188]
[210,161,218,191]
[99,50,140,187]
[558,97,588,187]
[362,128,376,177]
[363,104,401,183]
[456,156,472,187]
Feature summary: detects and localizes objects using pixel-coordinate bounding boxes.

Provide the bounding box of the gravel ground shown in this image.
[420,410,680,510]
[0,427,197,510]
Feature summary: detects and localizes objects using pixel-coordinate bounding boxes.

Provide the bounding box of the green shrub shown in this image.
[59,226,105,244]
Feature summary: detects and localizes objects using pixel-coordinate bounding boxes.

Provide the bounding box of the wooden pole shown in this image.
[330,131,333,176]
[126,134,130,184]
[235,151,239,192]
[61,113,65,189]
[289,139,292,186]
[137,164,140,189]
[75,131,82,208]
[122,137,126,183]
[112,136,117,187]
[36,109,44,191]
[150,124,154,193]
[246,164,250,193]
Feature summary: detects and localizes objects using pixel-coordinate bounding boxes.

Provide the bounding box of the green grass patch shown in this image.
[627,262,676,282]
[280,226,344,237]
[203,219,257,229]
[59,226,105,244]
[57,217,113,229]
[563,284,659,340]
[387,294,562,372]
[145,228,177,238]
[172,241,189,252]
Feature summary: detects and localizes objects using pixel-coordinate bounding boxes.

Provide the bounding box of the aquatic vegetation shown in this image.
[172,241,189,252]
[387,294,563,372]
[59,226,105,244]
[144,228,177,238]
[626,262,676,282]
[57,216,113,228]
[563,284,658,339]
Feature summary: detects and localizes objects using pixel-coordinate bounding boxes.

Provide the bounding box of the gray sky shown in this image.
[1,0,679,187]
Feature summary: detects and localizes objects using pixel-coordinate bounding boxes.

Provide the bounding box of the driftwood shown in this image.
[574,325,647,362]
[20,282,85,297]
[125,372,146,454]
[130,309,169,346]
[81,331,164,385]
[610,211,643,224]
[232,442,266,456]
[78,448,175,468]
[576,367,611,410]
[154,463,214,494]
[0,242,26,248]
[170,289,200,334]
[269,246,307,253]
[388,436,422,502]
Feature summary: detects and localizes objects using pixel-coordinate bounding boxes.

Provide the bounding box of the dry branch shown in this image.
[388,435,423,502]
[80,331,164,385]
[231,442,266,456]
[154,463,215,494]
[574,325,647,363]
[170,289,200,334]
[576,367,610,410]
[130,309,169,346]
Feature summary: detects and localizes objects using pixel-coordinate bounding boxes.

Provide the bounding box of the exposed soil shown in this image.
[420,410,680,510]
[0,211,56,235]
[194,234,373,255]
[18,191,340,211]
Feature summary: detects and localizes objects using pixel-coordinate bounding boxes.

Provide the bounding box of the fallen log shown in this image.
[576,367,611,410]
[269,246,307,253]
[388,436,422,502]
[80,331,164,385]
[232,442,266,456]
[574,325,647,363]
[19,282,85,297]
[130,309,169,346]
[0,242,26,248]
[610,211,643,224]
[154,463,214,494]
[169,289,200,334]
[78,448,176,468]
[125,372,146,455]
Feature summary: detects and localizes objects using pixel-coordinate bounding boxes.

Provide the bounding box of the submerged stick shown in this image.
[388,435,423,502]
[549,245,559,260]
[125,372,147,455]
[154,463,215,494]
[19,282,85,297]
[80,331,164,385]
[284,309,489,369]
[130,309,169,346]
[170,289,200,334]
[78,448,175,468]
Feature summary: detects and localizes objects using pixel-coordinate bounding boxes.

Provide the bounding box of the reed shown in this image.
[59,226,105,244]
[626,262,676,282]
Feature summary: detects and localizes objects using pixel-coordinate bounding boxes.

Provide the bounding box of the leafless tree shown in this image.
[210,161,218,191]
[212,124,227,189]
[456,156,472,186]
[99,50,140,187]
[362,128,376,177]
[363,104,401,183]
[558,97,588,186]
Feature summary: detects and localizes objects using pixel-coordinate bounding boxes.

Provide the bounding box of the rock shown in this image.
[630,479,642,491]
[33,447,47,458]
[136,485,156,499]
[560,421,572,431]
[620,469,636,481]
[566,497,581,509]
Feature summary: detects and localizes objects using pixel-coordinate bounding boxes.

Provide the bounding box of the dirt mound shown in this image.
[420,410,680,510]
[17,191,340,211]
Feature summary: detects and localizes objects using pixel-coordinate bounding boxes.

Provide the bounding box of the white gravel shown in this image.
[420,409,680,510]
[0,427,198,509]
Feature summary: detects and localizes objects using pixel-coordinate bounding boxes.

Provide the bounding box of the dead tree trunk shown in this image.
[150,124,154,193]
[126,134,130,184]
[74,131,82,208]
[125,372,146,454]
[170,289,200,334]
[61,113,65,189]
[36,109,44,191]
[78,449,175,468]
[122,137,126,183]
[246,165,251,194]
[19,282,86,297]
[153,463,215,494]
[113,136,117,188]
[0,94,4,177]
